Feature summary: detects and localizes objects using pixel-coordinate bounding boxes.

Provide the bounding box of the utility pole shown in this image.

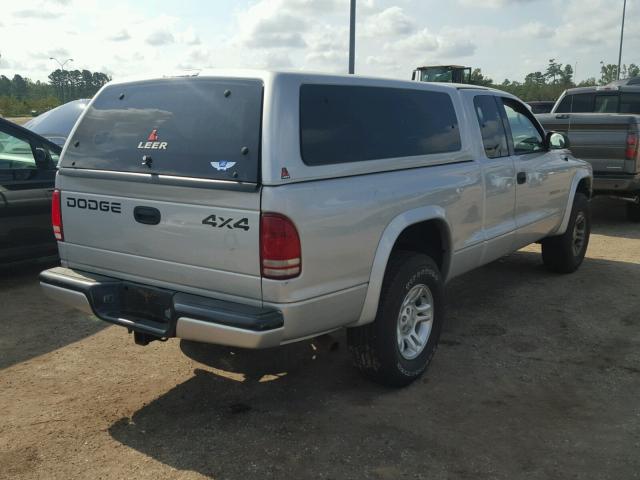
[49,57,73,102]
[348,0,356,74]
[617,0,627,80]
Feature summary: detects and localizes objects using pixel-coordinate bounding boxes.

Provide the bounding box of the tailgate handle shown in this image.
[134,206,161,225]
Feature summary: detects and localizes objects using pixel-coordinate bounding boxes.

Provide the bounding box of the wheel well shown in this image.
[391,220,449,274]
[577,177,592,198]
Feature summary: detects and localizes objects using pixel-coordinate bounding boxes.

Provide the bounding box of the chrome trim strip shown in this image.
[58,168,259,192]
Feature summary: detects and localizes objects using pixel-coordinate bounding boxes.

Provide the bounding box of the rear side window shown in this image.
[594,94,619,113]
[620,93,640,113]
[473,96,508,159]
[556,93,595,113]
[61,78,263,183]
[572,93,596,112]
[300,85,461,165]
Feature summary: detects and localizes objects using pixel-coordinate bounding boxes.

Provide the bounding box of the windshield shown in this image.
[61,77,263,183]
[419,68,453,82]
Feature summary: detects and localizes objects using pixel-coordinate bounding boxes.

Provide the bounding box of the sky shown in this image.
[0,0,637,84]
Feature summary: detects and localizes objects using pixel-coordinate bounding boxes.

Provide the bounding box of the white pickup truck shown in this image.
[40,71,593,386]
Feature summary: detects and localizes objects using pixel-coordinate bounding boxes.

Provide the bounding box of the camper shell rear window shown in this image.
[61,77,263,183]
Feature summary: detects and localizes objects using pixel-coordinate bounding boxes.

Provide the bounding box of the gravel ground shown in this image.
[0,197,638,480]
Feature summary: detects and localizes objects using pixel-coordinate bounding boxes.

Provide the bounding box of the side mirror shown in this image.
[546,131,570,150]
[34,147,50,168]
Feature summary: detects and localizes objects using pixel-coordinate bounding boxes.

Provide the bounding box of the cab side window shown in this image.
[0,131,36,169]
[555,96,572,113]
[501,99,544,155]
[473,95,508,159]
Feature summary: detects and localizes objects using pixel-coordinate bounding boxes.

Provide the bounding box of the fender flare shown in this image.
[351,206,452,327]
[554,169,592,236]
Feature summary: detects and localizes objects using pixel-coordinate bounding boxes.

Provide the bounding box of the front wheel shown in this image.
[541,192,591,273]
[347,251,444,387]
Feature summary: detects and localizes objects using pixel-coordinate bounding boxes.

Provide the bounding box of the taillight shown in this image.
[260,213,301,279]
[625,132,639,160]
[52,189,63,241]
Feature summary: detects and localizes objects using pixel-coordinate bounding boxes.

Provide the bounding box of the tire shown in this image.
[541,192,591,274]
[626,202,640,222]
[347,251,444,387]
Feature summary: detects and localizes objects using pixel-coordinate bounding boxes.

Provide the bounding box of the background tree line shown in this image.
[471,59,640,101]
[1,60,638,117]
[0,69,110,117]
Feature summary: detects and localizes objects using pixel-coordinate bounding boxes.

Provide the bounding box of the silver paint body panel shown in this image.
[48,70,592,347]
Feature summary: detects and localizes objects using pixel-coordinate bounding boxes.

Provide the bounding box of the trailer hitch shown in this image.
[131,330,167,346]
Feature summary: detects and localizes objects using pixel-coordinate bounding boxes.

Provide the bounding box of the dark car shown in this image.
[527,101,555,114]
[24,99,90,147]
[0,117,61,264]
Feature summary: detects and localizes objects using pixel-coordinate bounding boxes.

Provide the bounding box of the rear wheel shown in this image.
[347,251,444,387]
[626,202,640,222]
[541,192,590,273]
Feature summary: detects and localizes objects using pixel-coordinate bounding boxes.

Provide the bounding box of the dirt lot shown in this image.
[0,198,638,480]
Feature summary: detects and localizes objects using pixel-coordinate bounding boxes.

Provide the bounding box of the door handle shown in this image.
[516,172,527,184]
[134,206,161,225]
[555,114,570,119]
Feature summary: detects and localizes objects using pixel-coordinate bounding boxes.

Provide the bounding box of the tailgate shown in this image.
[56,76,264,301]
[57,175,262,301]
[538,113,632,174]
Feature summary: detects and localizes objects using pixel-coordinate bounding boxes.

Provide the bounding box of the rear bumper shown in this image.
[39,267,284,348]
[593,173,640,194]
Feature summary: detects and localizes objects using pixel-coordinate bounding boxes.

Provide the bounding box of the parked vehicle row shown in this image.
[538,79,640,221]
[38,71,592,387]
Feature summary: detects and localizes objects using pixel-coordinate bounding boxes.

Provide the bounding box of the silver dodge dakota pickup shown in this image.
[40,70,592,386]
